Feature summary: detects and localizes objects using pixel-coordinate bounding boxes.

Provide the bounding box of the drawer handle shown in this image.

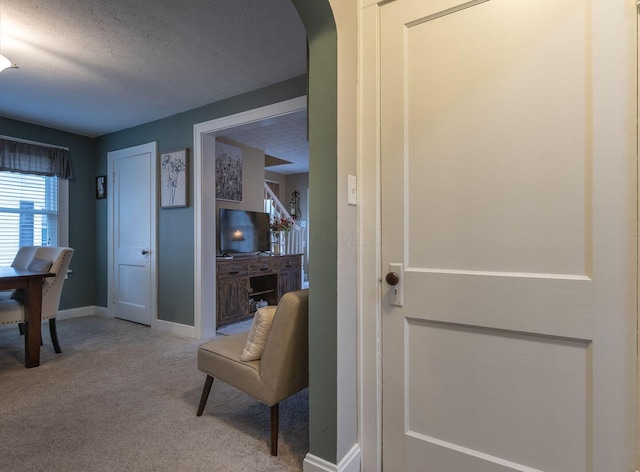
[284,265,292,268]
[229,271,239,275]
[260,267,269,271]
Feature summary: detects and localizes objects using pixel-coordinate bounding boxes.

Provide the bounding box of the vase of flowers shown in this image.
[270,217,293,255]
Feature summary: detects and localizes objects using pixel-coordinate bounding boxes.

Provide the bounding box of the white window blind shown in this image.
[0,171,58,265]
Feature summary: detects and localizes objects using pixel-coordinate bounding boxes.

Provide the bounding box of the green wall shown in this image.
[0,117,97,311]
[292,0,339,464]
[94,76,307,325]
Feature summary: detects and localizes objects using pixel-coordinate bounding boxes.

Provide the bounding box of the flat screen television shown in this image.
[219,209,271,255]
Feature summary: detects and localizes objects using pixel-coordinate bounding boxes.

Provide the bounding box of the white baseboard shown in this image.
[0,305,101,330]
[57,305,103,320]
[304,444,361,472]
[1,306,197,340]
[155,318,197,339]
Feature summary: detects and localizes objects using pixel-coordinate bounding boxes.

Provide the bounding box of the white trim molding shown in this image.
[303,444,361,472]
[155,318,197,339]
[193,96,307,340]
[0,307,198,340]
[57,305,102,321]
[359,2,383,471]
[0,305,105,331]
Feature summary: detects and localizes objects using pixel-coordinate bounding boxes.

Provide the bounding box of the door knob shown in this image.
[142,249,149,255]
[385,272,400,286]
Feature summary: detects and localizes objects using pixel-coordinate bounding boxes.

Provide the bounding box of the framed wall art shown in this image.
[215,141,243,202]
[96,175,106,199]
[160,148,188,208]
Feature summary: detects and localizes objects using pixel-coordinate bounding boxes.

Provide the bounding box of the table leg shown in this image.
[24,278,43,368]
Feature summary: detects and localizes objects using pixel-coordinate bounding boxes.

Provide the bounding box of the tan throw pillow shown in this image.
[240,306,277,362]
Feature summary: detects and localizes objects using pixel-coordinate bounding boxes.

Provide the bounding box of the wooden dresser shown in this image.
[216,254,302,327]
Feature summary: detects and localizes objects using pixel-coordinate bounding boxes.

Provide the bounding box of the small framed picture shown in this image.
[96,175,107,199]
[160,148,189,208]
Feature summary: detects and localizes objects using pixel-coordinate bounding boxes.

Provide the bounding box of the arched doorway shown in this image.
[193,1,355,469]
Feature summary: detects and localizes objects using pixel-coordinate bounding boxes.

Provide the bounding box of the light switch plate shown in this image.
[348,174,357,205]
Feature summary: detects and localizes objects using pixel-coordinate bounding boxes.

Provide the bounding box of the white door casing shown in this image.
[193,96,307,340]
[375,0,637,471]
[107,142,157,326]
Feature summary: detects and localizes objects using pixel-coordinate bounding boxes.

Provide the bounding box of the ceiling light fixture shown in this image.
[0,54,17,73]
[0,12,17,73]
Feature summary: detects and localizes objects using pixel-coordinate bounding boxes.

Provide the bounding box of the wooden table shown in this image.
[0,267,54,368]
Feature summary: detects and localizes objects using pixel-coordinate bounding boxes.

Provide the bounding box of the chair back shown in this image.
[11,246,39,269]
[259,289,309,404]
[11,246,74,320]
[35,247,74,319]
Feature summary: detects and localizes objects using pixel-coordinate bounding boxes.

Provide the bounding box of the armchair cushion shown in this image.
[241,305,277,361]
[199,333,262,395]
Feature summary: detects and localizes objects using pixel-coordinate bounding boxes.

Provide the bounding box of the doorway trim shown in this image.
[359,3,383,470]
[193,96,308,340]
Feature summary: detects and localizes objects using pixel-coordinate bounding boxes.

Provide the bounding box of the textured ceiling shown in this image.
[221,110,308,175]
[0,0,309,173]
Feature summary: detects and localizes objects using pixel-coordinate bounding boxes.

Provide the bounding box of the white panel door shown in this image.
[108,143,157,326]
[379,0,636,471]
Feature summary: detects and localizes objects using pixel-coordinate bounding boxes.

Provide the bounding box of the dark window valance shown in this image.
[0,138,73,179]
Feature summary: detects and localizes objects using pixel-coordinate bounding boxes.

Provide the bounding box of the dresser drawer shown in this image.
[217,260,249,278]
[278,256,300,271]
[249,258,278,276]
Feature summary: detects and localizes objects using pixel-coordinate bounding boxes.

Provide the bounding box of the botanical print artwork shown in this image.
[161,149,188,208]
[215,141,243,202]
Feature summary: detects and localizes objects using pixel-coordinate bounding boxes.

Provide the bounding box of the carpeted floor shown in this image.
[0,316,308,471]
[216,318,253,336]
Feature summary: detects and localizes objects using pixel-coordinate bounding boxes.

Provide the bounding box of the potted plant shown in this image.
[270,217,294,255]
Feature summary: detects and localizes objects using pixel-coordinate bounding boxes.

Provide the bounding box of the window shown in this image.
[0,136,72,266]
[0,171,68,266]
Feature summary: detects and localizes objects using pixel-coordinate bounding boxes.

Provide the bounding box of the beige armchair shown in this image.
[196,289,309,456]
[0,246,74,353]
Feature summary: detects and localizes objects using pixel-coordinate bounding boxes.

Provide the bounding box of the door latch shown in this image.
[386,263,403,307]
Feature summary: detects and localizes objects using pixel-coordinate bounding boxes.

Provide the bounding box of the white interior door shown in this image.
[379,0,636,470]
[108,142,157,326]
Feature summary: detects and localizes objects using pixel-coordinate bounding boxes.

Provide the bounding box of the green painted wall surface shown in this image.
[0,117,97,311]
[292,0,339,464]
[94,76,307,326]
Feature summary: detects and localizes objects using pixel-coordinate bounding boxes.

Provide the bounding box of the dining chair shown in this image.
[0,246,74,353]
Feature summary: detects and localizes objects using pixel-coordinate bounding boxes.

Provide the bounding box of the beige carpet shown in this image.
[0,316,308,471]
